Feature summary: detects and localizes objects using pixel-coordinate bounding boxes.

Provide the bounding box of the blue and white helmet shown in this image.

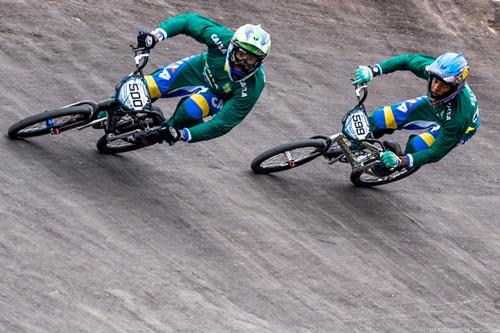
[427,52,469,105]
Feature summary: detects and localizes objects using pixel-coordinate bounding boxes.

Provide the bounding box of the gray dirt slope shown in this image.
[0,0,499,332]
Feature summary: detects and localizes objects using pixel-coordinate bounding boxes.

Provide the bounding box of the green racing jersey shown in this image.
[155,13,266,142]
[376,54,479,168]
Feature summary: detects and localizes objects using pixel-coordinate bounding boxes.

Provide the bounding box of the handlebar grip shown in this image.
[354,84,368,106]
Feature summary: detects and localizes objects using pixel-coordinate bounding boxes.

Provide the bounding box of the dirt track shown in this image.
[1,1,499,332]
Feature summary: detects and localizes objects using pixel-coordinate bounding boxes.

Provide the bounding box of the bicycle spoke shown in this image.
[260,147,320,169]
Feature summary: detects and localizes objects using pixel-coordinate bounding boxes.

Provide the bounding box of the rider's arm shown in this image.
[404,119,468,168]
[186,95,261,143]
[373,54,436,80]
[153,13,227,45]
[402,88,479,168]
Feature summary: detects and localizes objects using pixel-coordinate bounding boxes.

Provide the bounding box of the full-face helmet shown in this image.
[427,52,469,105]
[226,24,271,81]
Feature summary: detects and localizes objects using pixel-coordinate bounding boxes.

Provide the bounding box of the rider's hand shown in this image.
[134,127,164,146]
[159,126,182,146]
[137,31,157,50]
[380,151,402,168]
[352,65,373,85]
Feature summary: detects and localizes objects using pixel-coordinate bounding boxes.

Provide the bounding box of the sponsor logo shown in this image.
[211,34,227,54]
[159,56,194,81]
[446,104,452,120]
[145,35,153,48]
[211,96,224,110]
[461,67,469,80]
[202,63,219,90]
[397,102,408,113]
[437,103,453,121]
[222,82,232,94]
[159,68,171,80]
[240,81,248,97]
[169,127,178,139]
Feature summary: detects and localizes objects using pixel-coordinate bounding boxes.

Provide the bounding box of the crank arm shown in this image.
[352,160,379,173]
[106,129,142,142]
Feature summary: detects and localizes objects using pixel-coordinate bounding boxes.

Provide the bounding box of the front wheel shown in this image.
[350,164,420,187]
[96,111,164,154]
[8,105,93,139]
[96,134,147,154]
[251,139,326,174]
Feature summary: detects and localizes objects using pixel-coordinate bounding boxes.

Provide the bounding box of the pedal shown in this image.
[371,161,394,177]
[91,120,106,129]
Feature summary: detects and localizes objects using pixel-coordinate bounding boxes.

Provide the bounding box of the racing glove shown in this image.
[352,66,373,85]
[137,31,157,50]
[137,27,167,49]
[135,126,190,146]
[352,64,383,85]
[380,151,402,168]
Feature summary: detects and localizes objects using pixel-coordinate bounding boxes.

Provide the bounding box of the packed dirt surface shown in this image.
[1,0,499,332]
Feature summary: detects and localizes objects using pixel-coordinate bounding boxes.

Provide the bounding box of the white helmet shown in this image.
[225,24,271,81]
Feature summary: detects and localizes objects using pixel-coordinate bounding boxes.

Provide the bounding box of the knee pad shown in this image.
[372,106,398,131]
[406,132,436,153]
[182,94,210,121]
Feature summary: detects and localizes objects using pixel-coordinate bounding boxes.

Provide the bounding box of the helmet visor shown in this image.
[230,43,264,74]
[234,39,268,57]
[427,74,462,105]
[429,75,453,97]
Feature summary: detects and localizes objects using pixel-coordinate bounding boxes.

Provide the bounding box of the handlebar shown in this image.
[129,46,150,75]
[354,83,368,107]
[131,29,152,75]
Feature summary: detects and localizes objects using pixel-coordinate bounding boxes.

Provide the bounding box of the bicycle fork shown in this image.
[331,133,380,173]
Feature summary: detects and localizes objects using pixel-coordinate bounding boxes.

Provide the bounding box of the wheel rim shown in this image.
[357,167,412,184]
[17,114,87,135]
[260,146,322,170]
[105,137,138,149]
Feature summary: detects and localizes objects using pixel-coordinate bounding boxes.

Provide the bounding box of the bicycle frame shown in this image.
[323,84,387,173]
[326,133,383,173]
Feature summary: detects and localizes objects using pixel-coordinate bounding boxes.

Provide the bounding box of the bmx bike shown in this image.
[251,85,419,187]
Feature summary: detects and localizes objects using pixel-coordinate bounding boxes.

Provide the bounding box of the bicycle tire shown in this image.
[96,134,147,154]
[96,110,165,154]
[350,165,420,187]
[251,139,326,174]
[8,105,93,139]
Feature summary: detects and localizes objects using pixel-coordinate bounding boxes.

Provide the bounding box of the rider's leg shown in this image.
[368,96,435,173]
[326,98,420,158]
[143,53,224,130]
[166,90,224,128]
[405,126,440,154]
[144,54,207,100]
[369,96,431,138]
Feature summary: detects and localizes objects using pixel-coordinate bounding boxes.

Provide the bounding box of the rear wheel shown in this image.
[8,105,93,139]
[350,164,419,187]
[251,139,326,174]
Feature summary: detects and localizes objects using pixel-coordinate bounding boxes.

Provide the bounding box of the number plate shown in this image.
[342,107,370,141]
[116,76,150,112]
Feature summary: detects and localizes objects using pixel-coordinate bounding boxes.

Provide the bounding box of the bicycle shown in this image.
[8,35,166,154]
[250,85,419,187]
